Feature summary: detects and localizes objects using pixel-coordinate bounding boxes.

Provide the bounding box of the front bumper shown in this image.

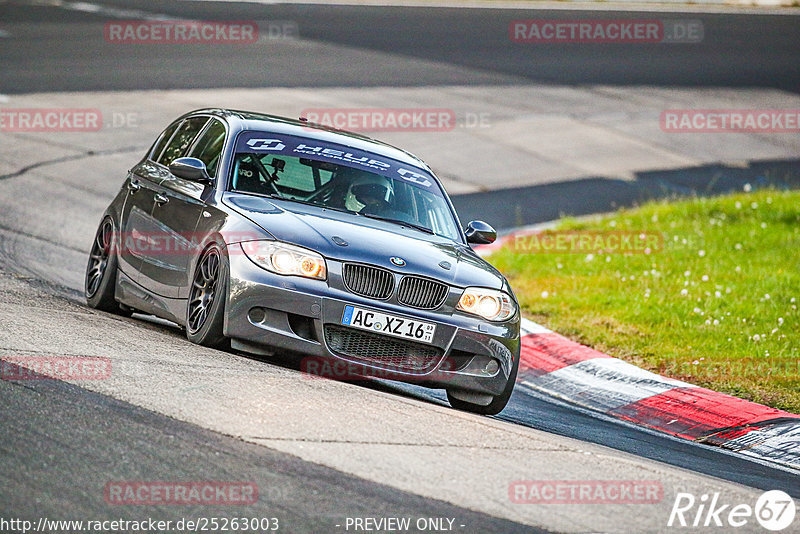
[224,247,520,397]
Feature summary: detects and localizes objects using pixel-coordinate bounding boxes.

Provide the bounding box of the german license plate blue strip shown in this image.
[340,305,436,344]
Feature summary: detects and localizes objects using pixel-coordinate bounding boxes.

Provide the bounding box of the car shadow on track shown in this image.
[129,311,452,406]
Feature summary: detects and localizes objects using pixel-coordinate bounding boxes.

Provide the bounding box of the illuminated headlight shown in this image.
[457,287,516,322]
[242,241,326,280]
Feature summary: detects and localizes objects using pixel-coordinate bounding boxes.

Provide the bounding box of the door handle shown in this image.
[154,193,169,205]
[128,180,141,192]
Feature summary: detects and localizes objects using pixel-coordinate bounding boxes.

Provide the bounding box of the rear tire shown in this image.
[186,244,229,349]
[447,360,518,416]
[85,217,131,316]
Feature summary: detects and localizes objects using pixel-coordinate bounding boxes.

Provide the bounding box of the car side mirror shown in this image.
[169,157,213,183]
[465,220,497,245]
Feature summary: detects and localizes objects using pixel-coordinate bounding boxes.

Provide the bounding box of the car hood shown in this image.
[223,193,505,289]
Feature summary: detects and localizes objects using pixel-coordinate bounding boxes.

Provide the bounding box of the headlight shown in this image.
[457,287,516,321]
[242,241,326,280]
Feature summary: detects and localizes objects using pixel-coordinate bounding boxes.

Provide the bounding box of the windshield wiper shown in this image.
[360,213,435,235]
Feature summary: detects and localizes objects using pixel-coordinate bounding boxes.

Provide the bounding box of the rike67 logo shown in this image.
[668,490,796,531]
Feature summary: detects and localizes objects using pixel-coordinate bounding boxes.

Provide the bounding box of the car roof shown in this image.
[179,108,435,174]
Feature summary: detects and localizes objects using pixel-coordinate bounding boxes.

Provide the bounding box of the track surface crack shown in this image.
[0,145,144,181]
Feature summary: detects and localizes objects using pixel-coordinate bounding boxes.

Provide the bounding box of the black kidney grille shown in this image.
[397,276,449,309]
[324,325,442,372]
[342,263,394,299]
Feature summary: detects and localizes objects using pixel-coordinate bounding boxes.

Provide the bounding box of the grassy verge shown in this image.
[489,189,800,412]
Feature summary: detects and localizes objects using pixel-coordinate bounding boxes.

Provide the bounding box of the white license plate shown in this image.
[341,305,436,344]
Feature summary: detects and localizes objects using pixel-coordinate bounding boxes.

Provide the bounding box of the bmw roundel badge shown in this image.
[390,257,406,267]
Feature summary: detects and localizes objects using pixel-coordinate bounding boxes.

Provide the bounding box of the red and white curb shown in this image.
[517,318,800,471]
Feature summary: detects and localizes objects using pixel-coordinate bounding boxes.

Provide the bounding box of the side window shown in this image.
[149,121,181,162]
[158,117,209,167]
[187,119,226,178]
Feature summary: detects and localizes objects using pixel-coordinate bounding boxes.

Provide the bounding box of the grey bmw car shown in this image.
[86,109,520,414]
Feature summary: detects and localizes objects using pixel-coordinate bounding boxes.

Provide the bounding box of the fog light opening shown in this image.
[483,359,499,375]
[248,307,267,324]
[459,354,501,377]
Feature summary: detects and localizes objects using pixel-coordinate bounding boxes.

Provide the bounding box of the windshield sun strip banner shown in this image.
[233,131,443,196]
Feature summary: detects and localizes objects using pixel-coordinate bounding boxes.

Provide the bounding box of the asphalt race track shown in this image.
[1,0,799,92]
[0,1,798,533]
[0,370,540,533]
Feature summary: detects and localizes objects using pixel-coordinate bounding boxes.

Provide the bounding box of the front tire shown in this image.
[186,244,229,349]
[85,217,131,316]
[447,360,518,416]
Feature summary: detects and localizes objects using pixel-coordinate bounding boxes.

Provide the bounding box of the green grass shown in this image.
[489,189,800,412]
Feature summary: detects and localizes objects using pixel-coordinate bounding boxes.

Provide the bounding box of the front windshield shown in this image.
[228,132,461,241]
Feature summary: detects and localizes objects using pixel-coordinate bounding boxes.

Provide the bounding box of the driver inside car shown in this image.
[344,174,395,217]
